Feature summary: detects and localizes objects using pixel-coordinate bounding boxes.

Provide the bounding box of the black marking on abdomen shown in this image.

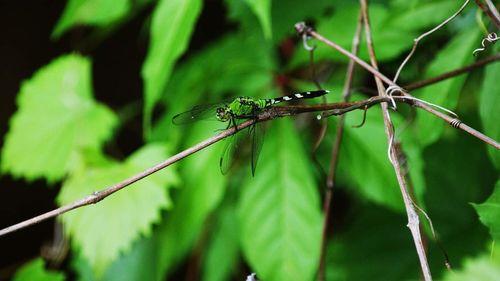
[269,89,329,105]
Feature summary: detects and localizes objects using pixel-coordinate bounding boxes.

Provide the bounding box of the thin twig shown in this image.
[318,9,363,281]
[359,1,432,280]
[404,54,500,91]
[0,119,255,237]
[409,100,500,149]
[393,0,470,83]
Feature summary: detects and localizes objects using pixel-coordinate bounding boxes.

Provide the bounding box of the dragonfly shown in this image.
[172,89,329,175]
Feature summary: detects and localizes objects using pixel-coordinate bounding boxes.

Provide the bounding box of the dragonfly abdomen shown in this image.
[267,89,329,105]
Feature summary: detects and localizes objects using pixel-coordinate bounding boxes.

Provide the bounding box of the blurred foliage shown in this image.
[12,258,65,281]
[1,0,499,280]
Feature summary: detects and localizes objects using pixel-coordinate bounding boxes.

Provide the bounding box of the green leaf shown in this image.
[441,248,500,281]
[388,1,463,32]
[202,201,240,281]
[479,45,500,169]
[473,181,500,241]
[52,0,130,39]
[333,101,425,212]
[154,123,227,278]
[57,144,177,277]
[12,258,65,281]
[102,234,163,281]
[238,118,322,281]
[243,0,272,39]
[423,134,494,263]
[1,54,117,182]
[271,0,331,41]
[141,0,202,136]
[162,32,274,100]
[289,5,416,67]
[413,27,480,146]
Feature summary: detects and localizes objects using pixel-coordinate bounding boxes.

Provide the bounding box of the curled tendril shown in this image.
[302,33,315,51]
[352,106,368,128]
[387,124,397,165]
[385,85,403,110]
[472,32,498,56]
[449,118,462,128]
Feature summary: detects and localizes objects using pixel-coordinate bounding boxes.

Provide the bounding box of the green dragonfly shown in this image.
[172,89,329,175]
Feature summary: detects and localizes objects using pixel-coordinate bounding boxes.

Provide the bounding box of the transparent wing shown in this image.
[172,103,224,125]
[219,132,239,175]
[249,122,265,176]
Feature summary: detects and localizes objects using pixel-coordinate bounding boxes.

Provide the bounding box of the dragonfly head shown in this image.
[216,106,231,122]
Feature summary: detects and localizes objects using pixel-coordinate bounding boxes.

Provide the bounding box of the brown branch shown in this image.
[404,54,500,91]
[474,0,500,29]
[360,0,432,280]
[318,9,363,281]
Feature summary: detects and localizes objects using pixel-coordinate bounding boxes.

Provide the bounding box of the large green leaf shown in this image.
[423,134,494,269]
[57,144,178,277]
[141,0,202,135]
[12,258,65,281]
[1,54,117,182]
[154,122,228,278]
[202,201,240,281]
[244,0,272,39]
[413,27,480,146]
[479,45,500,169]
[473,181,500,241]
[238,118,322,281]
[52,0,130,38]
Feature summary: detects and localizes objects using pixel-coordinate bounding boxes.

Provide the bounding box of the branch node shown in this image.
[295,22,315,51]
[294,21,313,35]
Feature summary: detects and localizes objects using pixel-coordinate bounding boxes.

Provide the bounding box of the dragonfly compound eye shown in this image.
[216,107,231,122]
